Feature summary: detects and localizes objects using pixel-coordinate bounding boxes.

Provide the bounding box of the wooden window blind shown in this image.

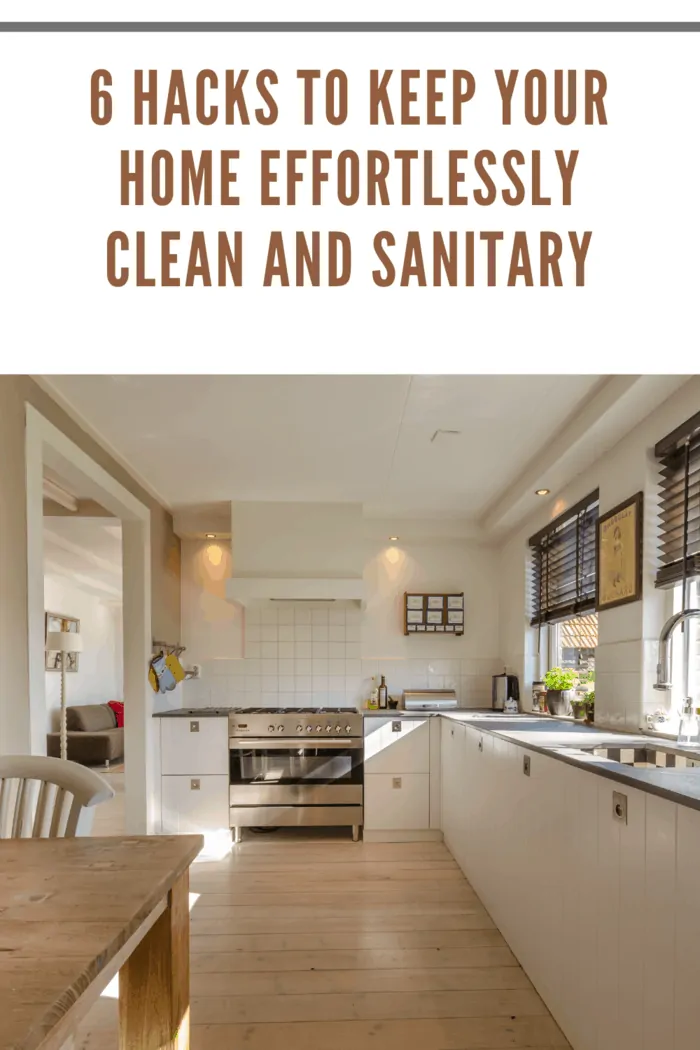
[655,411,700,589]
[529,490,600,626]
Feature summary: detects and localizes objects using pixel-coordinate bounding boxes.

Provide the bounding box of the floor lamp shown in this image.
[46,631,83,761]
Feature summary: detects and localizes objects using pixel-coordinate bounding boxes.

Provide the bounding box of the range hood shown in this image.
[226,502,365,607]
[226,576,365,606]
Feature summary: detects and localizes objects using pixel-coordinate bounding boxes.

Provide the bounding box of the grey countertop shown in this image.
[439,711,700,813]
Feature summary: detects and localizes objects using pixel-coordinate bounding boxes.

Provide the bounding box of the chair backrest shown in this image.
[0,755,115,839]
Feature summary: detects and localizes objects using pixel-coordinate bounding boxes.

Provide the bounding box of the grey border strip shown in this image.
[0,21,699,32]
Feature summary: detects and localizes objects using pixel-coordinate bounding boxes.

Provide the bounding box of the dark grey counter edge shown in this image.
[441,713,700,815]
[153,708,232,717]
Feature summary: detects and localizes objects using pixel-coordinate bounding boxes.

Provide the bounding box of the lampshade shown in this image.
[46,631,83,653]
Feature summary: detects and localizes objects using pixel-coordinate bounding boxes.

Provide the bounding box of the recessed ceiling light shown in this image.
[205,533,216,539]
[389,536,399,542]
[535,489,550,497]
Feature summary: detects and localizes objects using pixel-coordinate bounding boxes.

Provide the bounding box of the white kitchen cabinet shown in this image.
[674,805,700,1049]
[363,718,430,774]
[440,718,465,854]
[160,715,229,775]
[363,773,430,830]
[161,774,229,834]
[363,717,440,839]
[429,718,442,829]
[439,719,700,1050]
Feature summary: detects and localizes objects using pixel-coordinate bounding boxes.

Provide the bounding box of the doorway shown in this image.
[25,405,155,833]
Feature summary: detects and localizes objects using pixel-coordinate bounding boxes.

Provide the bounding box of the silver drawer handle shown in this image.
[190,721,199,733]
[191,779,200,791]
[392,721,402,732]
[478,739,483,752]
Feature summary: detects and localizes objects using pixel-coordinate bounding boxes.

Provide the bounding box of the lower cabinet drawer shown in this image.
[161,774,229,834]
[363,773,430,830]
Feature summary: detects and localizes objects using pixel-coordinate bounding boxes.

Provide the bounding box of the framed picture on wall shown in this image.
[406,595,424,610]
[45,613,81,672]
[596,492,644,611]
[427,596,444,610]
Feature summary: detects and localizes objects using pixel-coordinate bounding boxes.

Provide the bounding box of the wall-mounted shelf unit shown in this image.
[404,592,464,635]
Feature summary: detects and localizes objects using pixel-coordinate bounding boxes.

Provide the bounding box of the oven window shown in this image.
[230,747,362,785]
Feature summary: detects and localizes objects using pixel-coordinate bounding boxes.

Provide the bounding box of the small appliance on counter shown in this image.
[403,689,458,711]
[492,670,520,712]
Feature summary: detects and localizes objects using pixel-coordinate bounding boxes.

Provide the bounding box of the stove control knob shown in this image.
[325,725,333,733]
[268,725,275,733]
[315,725,322,732]
[296,724,303,733]
[345,725,352,733]
[306,725,313,733]
[335,725,342,733]
[277,725,284,732]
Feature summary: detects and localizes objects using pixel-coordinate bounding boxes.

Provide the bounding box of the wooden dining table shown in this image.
[0,834,203,1050]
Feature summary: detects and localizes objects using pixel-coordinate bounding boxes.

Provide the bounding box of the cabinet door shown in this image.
[675,805,700,1049]
[161,716,228,775]
[429,717,442,829]
[161,774,229,834]
[440,719,464,851]
[363,719,430,774]
[364,773,430,830]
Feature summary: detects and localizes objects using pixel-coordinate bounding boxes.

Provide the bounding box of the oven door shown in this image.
[229,738,363,806]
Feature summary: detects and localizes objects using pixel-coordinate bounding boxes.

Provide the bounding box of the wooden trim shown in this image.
[528,488,599,547]
[654,409,700,457]
[595,491,644,612]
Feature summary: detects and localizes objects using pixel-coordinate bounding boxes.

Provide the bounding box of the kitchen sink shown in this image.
[580,745,700,769]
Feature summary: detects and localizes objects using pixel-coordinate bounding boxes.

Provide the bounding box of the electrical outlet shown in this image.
[392,777,402,789]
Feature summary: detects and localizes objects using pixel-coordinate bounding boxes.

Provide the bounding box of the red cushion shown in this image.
[107,701,124,728]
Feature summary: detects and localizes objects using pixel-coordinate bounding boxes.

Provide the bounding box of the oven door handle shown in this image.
[228,737,363,750]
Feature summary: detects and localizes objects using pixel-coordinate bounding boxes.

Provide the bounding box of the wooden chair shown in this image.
[0,755,115,838]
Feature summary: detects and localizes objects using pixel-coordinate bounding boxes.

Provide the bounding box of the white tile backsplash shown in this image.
[183,603,502,711]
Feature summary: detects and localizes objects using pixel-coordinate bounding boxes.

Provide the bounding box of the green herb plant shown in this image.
[543,667,577,691]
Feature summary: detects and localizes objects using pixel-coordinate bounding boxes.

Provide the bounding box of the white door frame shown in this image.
[25,404,156,833]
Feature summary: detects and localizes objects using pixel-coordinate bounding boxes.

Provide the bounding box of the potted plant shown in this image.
[543,667,577,715]
[585,690,595,724]
[570,696,587,721]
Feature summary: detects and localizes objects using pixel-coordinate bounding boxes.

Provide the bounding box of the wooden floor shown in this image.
[73,823,568,1049]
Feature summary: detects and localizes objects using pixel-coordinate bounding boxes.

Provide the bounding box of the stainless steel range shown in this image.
[228,708,364,841]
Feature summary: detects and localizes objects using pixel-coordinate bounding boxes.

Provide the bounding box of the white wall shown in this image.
[181,525,502,710]
[43,575,123,731]
[498,376,700,732]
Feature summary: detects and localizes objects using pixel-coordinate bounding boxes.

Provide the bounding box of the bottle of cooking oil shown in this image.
[378,675,388,709]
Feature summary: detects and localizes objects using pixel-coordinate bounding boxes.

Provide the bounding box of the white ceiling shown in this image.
[42,375,605,521]
[43,517,122,601]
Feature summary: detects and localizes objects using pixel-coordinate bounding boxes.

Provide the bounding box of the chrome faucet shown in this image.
[654,608,700,693]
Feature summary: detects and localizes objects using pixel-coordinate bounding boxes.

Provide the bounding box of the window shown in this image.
[529,490,600,626]
[670,579,700,712]
[655,411,700,589]
[550,612,598,675]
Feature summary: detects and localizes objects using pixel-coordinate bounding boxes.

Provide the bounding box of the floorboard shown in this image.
[73,832,569,1049]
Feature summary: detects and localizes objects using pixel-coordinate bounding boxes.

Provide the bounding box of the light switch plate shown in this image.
[392,777,402,789]
[190,721,199,733]
[392,721,402,733]
[190,779,200,791]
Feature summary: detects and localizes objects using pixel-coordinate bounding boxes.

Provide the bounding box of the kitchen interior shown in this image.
[36,372,700,1050]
